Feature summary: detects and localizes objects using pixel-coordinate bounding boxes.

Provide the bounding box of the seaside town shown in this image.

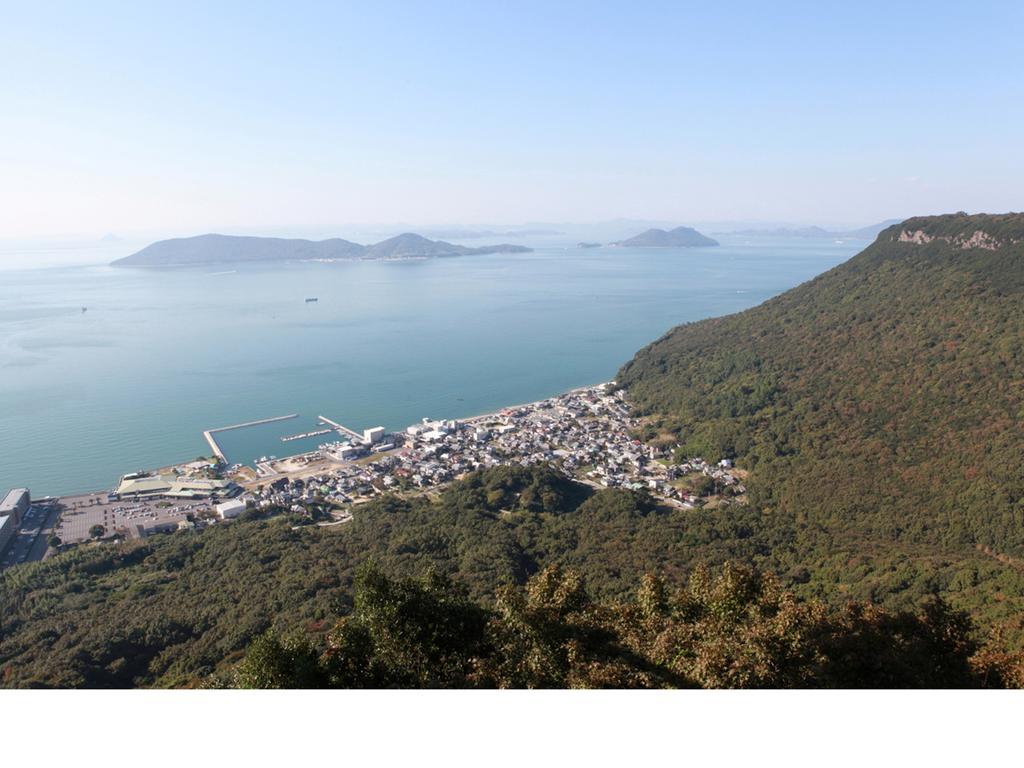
[0,383,745,570]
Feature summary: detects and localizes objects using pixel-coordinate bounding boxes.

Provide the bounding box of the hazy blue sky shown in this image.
[2,0,1021,237]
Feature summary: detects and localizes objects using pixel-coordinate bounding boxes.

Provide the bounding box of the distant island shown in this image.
[111,232,533,267]
[577,242,601,248]
[726,219,902,239]
[613,226,719,248]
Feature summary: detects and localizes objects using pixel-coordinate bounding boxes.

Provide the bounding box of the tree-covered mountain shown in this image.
[110,232,531,266]
[614,226,719,248]
[619,211,1024,633]
[111,234,367,265]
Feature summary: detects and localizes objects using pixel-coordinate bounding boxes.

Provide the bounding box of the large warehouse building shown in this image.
[113,474,238,500]
[0,488,29,527]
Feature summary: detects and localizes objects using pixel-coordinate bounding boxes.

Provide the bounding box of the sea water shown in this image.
[0,236,861,495]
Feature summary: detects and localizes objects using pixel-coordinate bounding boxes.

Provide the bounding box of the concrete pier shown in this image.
[208,414,298,433]
[203,430,227,462]
[318,415,364,442]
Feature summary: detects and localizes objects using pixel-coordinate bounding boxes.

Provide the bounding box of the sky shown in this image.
[1,0,1022,239]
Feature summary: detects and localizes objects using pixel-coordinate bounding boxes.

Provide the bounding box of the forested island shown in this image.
[111,232,533,267]
[613,226,719,247]
[5,211,1024,688]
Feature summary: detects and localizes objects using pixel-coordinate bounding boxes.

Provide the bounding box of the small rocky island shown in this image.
[614,226,719,248]
[112,232,532,267]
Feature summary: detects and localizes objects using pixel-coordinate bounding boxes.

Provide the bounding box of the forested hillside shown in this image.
[4,462,1019,692]
[0,467,774,687]
[232,562,1022,689]
[619,212,1024,637]
[3,464,1023,687]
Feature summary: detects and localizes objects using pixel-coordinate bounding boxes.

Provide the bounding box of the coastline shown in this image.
[12,372,743,574]
[2,236,859,503]
[459,381,612,424]
[48,380,617,501]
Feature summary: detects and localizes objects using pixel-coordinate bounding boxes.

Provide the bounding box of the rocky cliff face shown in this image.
[886,211,1024,251]
[895,227,1013,250]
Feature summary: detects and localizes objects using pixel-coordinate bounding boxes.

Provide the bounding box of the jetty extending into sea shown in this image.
[317,415,364,442]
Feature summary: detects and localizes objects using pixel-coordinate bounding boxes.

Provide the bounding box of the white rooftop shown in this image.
[0,488,29,512]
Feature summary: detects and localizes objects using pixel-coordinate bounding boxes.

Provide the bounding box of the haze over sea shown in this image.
[0,235,861,496]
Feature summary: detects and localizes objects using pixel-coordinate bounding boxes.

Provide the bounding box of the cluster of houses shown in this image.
[250,469,371,516]
[238,384,746,518]
[448,385,745,508]
[48,384,749,547]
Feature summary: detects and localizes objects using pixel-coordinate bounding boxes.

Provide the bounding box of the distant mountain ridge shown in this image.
[416,227,564,239]
[614,226,719,248]
[727,219,902,239]
[111,233,532,266]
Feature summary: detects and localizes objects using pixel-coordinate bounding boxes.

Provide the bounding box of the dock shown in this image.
[203,414,299,463]
[281,428,331,442]
[318,415,364,442]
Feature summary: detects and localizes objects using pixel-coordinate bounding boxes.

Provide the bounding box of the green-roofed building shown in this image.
[114,473,238,500]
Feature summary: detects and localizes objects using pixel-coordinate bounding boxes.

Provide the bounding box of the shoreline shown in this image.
[16,376,717,568]
[45,380,616,502]
[459,381,612,424]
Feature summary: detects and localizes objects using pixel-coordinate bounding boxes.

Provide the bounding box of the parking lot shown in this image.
[54,492,215,543]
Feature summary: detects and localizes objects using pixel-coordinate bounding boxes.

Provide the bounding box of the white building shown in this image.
[333,443,366,461]
[363,426,386,445]
[216,499,247,520]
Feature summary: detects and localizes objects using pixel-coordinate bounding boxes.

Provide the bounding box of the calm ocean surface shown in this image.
[0,235,862,496]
